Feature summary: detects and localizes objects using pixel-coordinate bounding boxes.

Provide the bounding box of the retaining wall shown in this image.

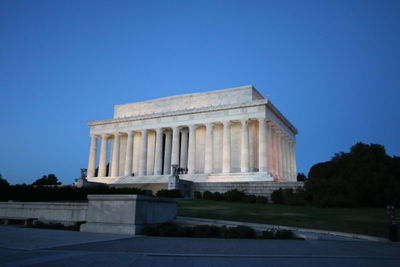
[0,202,87,223]
[0,194,177,235]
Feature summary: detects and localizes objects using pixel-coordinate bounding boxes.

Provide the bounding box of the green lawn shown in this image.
[178,199,388,238]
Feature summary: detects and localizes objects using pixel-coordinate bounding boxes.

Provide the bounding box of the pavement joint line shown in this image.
[144,253,400,259]
[175,216,389,242]
[45,237,136,250]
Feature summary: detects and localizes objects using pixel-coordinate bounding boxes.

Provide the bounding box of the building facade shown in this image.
[86,85,298,185]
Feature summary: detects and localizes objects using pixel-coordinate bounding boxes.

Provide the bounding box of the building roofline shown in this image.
[114,84,257,108]
[266,101,298,134]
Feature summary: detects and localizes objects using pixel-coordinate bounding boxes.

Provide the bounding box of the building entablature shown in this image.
[89,103,296,140]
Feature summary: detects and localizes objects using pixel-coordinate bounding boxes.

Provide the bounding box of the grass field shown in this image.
[178,200,388,237]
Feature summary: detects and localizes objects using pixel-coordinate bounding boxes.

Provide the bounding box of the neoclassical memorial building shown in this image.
[86,85,298,189]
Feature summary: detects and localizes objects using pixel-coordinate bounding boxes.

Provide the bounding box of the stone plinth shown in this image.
[80,194,177,235]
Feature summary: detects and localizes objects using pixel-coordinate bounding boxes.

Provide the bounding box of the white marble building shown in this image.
[86,85,297,184]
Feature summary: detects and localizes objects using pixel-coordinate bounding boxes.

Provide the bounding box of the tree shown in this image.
[32,174,61,186]
[0,173,10,188]
[305,142,400,207]
[297,173,307,181]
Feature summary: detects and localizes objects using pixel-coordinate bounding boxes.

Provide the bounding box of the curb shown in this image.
[174,216,389,243]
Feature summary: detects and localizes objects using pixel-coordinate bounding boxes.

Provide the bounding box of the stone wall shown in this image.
[80,195,177,235]
[0,194,177,235]
[0,202,87,223]
[192,181,304,198]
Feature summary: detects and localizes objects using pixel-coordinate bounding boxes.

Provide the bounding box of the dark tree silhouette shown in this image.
[0,173,10,188]
[32,174,61,186]
[305,142,400,207]
[297,173,307,181]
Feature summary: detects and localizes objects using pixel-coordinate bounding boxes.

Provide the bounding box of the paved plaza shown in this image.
[0,226,399,266]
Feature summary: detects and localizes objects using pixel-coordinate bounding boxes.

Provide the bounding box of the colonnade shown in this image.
[87,118,297,181]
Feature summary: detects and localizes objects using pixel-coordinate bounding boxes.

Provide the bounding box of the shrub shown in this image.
[271,188,305,205]
[212,192,224,201]
[262,228,294,239]
[202,191,214,200]
[156,189,182,198]
[157,222,181,236]
[261,229,275,239]
[286,195,308,206]
[255,196,269,204]
[223,225,255,238]
[193,225,222,237]
[276,229,294,239]
[177,226,194,237]
[196,190,269,204]
[271,188,285,204]
[32,221,81,231]
[194,191,202,199]
[242,194,257,203]
[141,223,298,240]
[142,225,159,236]
[223,189,246,202]
[0,185,153,202]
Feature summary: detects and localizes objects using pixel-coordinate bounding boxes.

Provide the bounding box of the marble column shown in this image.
[87,135,97,178]
[124,131,134,176]
[275,130,281,178]
[266,122,274,176]
[111,133,120,177]
[171,127,180,167]
[98,134,108,177]
[282,136,288,180]
[139,129,148,176]
[108,139,113,176]
[240,119,249,173]
[286,138,291,181]
[188,125,196,174]
[277,131,283,179]
[222,121,231,173]
[291,141,297,181]
[280,136,286,180]
[204,123,213,173]
[154,128,164,175]
[258,118,268,172]
[180,129,188,169]
[286,140,292,181]
[163,130,172,175]
[272,129,279,179]
[269,127,276,178]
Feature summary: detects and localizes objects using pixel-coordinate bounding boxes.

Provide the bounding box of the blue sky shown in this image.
[1,0,399,184]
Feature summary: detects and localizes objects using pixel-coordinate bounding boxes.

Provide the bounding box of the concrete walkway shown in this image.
[0,226,399,266]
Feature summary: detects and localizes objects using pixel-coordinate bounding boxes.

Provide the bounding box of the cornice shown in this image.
[88,99,268,126]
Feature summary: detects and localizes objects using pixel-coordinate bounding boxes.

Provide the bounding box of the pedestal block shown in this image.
[80,194,177,235]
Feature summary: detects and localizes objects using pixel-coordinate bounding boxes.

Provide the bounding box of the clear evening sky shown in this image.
[1,0,399,184]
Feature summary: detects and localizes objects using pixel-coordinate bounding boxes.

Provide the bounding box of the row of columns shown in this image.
[87,118,297,181]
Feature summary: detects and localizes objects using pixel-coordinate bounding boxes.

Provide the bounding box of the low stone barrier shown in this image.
[0,194,177,235]
[0,202,87,224]
[80,195,177,235]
